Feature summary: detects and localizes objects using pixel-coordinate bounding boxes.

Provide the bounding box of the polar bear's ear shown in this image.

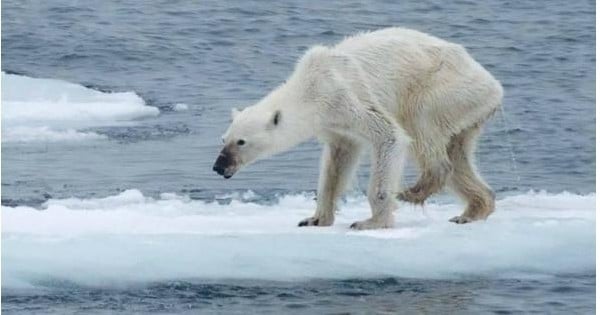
[231,107,241,120]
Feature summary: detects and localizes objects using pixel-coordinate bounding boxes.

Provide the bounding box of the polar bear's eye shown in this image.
[237,139,246,146]
[273,111,281,126]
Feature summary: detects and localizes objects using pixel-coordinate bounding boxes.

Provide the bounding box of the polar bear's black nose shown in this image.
[213,150,232,177]
[213,164,225,175]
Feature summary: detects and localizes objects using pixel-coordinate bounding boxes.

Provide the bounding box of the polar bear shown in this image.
[213,27,503,229]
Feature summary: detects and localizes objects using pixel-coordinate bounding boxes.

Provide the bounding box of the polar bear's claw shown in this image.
[298,216,333,227]
[449,215,473,224]
[298,218,318,226]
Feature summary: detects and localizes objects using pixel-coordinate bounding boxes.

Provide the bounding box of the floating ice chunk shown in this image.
[2,126,107,143]
[1,190,595,288]
[173,103,189,111]
[1,72,159,142]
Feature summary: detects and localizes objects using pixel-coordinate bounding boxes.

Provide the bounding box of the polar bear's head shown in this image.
[212,53,324,178]
[212,106,285,178]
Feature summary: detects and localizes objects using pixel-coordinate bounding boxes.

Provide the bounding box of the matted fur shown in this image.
[217,27,503,229]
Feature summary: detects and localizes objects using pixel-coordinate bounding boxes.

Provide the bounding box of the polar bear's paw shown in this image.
[449,215,473,224]
[350,217,394,230]
[397,189,427,205]
[298,216,333,227]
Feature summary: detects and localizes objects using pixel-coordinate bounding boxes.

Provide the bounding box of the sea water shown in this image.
[1,0,595,313]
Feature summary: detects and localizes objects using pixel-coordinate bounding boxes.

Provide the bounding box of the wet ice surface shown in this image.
[1,0,595,313]
[2,72,158,143]
[2,191,595,313]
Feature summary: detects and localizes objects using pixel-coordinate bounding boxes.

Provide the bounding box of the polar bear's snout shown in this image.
[213,146,239,179]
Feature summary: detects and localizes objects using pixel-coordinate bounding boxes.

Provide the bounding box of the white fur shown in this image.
[221,27,503,229]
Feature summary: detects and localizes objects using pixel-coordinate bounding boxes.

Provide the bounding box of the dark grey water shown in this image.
[3,276,595,314]
[1,0,595,314]
[2,0,595,205]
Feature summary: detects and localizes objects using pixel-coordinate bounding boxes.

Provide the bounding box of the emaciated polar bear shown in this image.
[213,28,503,230]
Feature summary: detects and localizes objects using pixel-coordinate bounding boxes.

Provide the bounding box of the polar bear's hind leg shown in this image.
[397,132,453,205]
[447,123,495,224]
[396,157,453,205]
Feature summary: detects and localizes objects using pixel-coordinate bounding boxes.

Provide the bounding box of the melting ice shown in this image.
[2,190,595,288]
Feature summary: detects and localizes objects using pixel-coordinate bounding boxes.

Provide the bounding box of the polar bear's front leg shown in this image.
[311,89,409,229]
[298,137,362,227]
[341,106,409,230]
[350,136,407,230]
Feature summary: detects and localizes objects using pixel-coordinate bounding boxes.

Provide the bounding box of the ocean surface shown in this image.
[1,0,595,314]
